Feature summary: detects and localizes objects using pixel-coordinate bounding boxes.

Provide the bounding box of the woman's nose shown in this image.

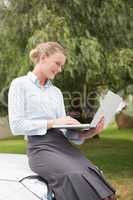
[58,66,62,73]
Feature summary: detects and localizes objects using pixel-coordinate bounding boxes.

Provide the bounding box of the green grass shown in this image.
[79,123,133,200]
[0,123,133,199]
[0,136,26,154]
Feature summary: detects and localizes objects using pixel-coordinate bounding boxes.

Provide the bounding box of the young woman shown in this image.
[8,42,116,200]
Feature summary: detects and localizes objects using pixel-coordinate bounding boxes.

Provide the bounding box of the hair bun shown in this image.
[29,48,40,64]
[29,42,66,64]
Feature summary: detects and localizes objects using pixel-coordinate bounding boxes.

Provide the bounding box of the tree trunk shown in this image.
[115,112,133,129]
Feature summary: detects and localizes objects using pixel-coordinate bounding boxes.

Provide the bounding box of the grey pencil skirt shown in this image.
[27,128,116,200]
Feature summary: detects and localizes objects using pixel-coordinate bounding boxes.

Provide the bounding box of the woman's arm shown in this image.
[8,79,49,136]
[79,117,104,140]
[57,90,85,145]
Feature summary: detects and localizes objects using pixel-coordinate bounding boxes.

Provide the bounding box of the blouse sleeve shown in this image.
[8,79,48,136]
[57,90,84,145]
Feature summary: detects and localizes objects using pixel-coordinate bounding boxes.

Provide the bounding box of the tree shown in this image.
[0,0,132,120]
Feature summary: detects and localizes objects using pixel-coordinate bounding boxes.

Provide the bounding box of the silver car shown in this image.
[0,153,53,200]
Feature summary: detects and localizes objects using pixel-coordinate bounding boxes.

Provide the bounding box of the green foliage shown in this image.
[123,103,133,117]
[106,48,133,91]
[0,0,132,120]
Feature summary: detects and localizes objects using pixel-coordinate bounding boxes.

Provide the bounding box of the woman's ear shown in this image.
[39,54,46,62]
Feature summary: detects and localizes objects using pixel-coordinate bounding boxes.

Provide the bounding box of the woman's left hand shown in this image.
[79,116,104,140]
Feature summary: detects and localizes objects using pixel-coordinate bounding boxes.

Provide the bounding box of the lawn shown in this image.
[0,123,133,200]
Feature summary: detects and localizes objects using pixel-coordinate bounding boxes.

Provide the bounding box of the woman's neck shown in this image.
[32,67,48,86]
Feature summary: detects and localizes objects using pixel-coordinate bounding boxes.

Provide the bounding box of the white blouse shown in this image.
[8,71,83,144]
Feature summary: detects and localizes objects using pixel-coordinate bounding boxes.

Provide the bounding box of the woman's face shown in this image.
[39,52,66,80]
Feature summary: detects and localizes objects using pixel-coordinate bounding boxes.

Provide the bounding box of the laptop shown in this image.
[52,90,125,131]
[52,123,93,130]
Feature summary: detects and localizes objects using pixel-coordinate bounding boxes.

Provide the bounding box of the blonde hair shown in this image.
[29,42,66,64]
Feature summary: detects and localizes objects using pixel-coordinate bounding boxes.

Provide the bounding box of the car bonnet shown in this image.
[0,153,36,181]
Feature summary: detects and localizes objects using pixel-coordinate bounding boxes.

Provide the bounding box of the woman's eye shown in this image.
[56,62,60,66]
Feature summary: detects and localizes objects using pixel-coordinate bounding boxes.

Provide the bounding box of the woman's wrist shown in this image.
[47,119,54,129]
[79,128,96,140]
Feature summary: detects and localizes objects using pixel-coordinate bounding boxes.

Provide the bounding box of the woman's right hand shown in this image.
[47,116,81,129]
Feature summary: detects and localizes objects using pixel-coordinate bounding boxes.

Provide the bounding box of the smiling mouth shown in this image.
[52,71,56,75]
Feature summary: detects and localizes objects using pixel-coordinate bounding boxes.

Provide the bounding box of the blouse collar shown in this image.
[27,71,53,89]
